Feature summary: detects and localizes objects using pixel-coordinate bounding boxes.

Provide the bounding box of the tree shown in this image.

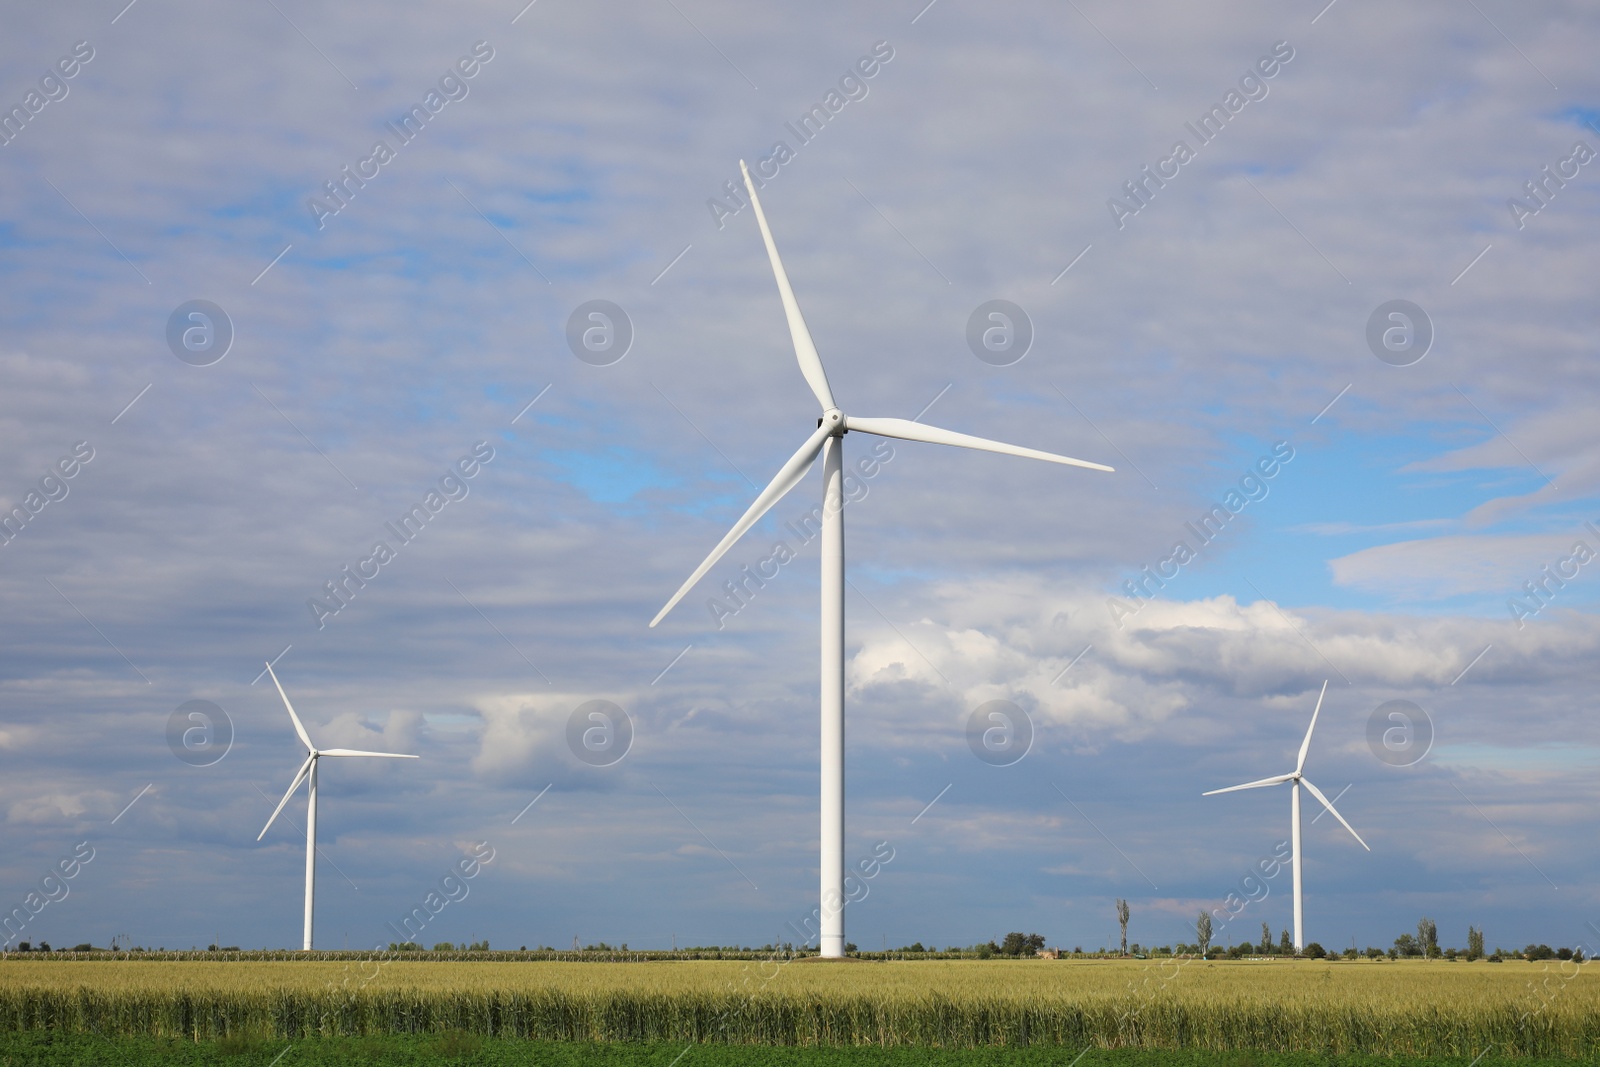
[1418,917,1439,959]
[1000,932,1046,956]
[1279,929,1292,956]
[1467,926,1485,961]
[1196,912,1213,958]
[1117,899,1130,956]
[1262,922,1272,956]
[1304,942,1326,959]
[1393,934,1420,958]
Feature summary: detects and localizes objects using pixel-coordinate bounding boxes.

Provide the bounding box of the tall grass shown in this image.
[0,960,1594,1056]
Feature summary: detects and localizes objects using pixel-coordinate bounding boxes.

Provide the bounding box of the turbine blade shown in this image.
[844,416,1113,473]
[258,754,314,840]
[1301,777,1370,850]
[317,749,419,758]
[740,160,836,412]
[1296,679,1329,774]
[265,662,315,751]
[1202,772,1295,796]
[651,422,833,627]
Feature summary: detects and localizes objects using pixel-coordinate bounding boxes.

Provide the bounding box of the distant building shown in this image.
[1036,948,1061,959]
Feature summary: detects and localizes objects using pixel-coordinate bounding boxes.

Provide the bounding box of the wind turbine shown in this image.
[650,161,1114,958]
[1203,680,1369,952]
[257,663,418,951]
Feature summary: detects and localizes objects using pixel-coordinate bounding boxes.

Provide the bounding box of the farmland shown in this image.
[0,958,1596,1059]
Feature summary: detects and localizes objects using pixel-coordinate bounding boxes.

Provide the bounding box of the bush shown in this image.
[1304,943,1326,959]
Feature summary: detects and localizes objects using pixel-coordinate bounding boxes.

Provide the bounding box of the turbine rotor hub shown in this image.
[818,408,845,435]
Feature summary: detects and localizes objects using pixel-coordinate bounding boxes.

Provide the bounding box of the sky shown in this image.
[1,0,1597,956]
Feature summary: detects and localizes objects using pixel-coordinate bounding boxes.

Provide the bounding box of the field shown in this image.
[0,958,1596,1061]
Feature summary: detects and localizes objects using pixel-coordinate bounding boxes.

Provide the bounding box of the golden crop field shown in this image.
[1,958,1595,1055]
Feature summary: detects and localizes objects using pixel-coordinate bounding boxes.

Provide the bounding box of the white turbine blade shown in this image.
[651,422,833,627]
[1202,772,1295,796]
[265,662,315,752]
[1296,679,1329,774]
[258,754,314,840]
[740,160,836,412]
[1301,777,1370,851]
[317,749,419,758]
[844,417,1113,473]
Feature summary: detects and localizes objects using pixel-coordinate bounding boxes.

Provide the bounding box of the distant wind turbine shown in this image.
[257,663,417,951]
[651,160,1114,958]
[1203,680,1368,952]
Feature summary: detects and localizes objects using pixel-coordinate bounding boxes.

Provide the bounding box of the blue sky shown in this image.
[1,0,1598,956]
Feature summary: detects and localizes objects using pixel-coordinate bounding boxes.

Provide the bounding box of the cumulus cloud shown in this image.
[848,577,1600,754]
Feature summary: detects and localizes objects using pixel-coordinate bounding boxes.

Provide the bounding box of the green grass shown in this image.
[0,1034,1596,1067]
[4,960,1597,1056]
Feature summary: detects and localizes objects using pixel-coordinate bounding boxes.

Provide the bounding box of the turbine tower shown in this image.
[1203,680,1369,952]
[257,663,418,951]
[651,161,1114,959]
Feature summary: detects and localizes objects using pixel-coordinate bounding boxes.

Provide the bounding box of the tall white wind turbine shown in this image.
[1203,680,1369,952]
[651,161,1114,959]
[257,663,418,951]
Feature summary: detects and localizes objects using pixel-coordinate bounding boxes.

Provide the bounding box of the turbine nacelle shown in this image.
[649,165,1113,631]
[652,159,1119,958]
[1202,680,1368,954]
[255,662,418,951]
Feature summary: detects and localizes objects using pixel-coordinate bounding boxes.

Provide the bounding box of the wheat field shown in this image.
[0,958,1595,1055]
